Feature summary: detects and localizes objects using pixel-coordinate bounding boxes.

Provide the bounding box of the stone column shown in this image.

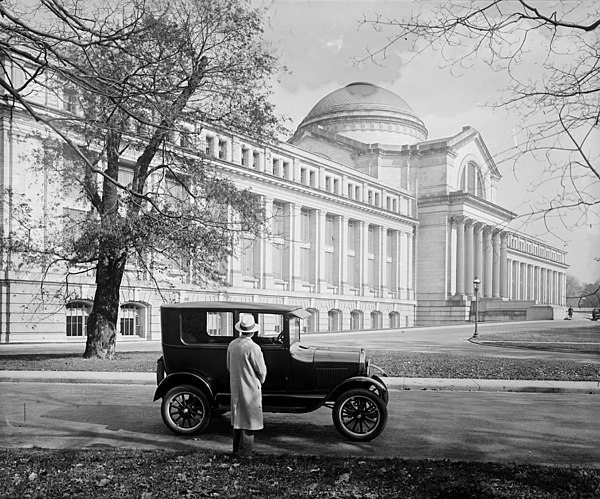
[465,220,474,296]
[339,215,348,294]
[474,223,484,286]
[483,227,493,298]
[500,233,508,298]
[290,204,302,291]
[261,197,274,289]
[492,230,501,298]
[360,221,369,296]
[407,228,415,300]
[455,218,465,296]
[316,210,326,293]
[381,226,388,295]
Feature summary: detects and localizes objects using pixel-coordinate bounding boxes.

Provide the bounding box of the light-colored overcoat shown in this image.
[226,335,267,430]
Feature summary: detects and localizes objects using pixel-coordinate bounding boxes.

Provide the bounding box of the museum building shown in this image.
[0,76,568,342]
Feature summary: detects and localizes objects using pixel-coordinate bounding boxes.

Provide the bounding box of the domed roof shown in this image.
[294,82,427,146]
[304,82,415,121]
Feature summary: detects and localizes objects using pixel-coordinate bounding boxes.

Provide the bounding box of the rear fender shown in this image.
[153,372,215,403]
[326,376,389,405]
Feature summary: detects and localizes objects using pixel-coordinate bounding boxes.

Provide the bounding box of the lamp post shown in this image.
[472,277,481,338]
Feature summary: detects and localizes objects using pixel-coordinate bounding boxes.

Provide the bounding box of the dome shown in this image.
[295,82,427,146]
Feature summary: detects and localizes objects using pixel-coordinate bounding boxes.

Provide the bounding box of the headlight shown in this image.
[368,362,387,377]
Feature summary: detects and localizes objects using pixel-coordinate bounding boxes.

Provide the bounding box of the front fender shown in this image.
[326,375,389,405]
[153,372,215,403]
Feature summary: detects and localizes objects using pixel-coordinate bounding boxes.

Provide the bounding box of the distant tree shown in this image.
[565,274,583,307]
[361,0,599,244]
[579,280,600,308]
[0,0,281,358]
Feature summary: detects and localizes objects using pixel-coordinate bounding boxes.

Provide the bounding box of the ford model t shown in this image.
[155,301,388,441]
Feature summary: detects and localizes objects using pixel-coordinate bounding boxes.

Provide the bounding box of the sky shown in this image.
[255,0,600,284]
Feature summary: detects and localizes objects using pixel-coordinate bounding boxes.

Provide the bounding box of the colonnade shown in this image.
[451,217,565,305]
[452,217,508,298]
[232,197,416,301]
[507,260,565,305]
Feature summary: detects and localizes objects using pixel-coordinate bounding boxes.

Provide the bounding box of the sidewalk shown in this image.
[1,370,598,394]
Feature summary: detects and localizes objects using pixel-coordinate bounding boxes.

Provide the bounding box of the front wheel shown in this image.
[332,388,387,442]
[161,385,212,436]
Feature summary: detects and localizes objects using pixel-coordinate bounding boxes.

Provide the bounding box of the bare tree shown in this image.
[1,0,281,358]
[360,0,599,237]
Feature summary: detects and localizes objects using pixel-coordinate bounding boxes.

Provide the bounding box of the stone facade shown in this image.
[0,78,568,343]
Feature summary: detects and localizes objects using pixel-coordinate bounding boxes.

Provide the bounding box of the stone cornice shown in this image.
[419,192,516,222]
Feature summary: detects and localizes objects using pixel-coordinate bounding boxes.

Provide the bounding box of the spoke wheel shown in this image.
[332,388,387,442]
[161,385,211,436]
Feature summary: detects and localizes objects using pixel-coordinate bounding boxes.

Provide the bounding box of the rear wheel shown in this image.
[332,388,387,442]
[161,385,212,436]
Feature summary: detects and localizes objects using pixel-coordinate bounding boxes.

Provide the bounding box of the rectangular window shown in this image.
[300,210,311,243]
[241,147,249,166]
[325,215,335,248]
[348,221,356,251]
[325,251,334,284]
[272,243,284,280]
[64,88,77,113]
[120,317,136,336]
[205,136,215,156]
[219,140,227,160]
[240,237,255,278]
[301,246,311,282]
[273,202,285,237]
[63,208,88,246]
[66,316,84,337]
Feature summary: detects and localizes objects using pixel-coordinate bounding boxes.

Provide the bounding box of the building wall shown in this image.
[0,71,570,342]
[0,101,419,343]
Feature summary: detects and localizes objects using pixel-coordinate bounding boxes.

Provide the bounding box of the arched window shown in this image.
[460,162,484,198]
[328,309,342,331]
[370,311,383,329]
[350,310,363,330]
[119,303,146,338]
[389,312,400,329]
[306,308,319,333]
[65,301,91,337]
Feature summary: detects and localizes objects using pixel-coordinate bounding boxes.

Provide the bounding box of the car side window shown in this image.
[180,310,234,344]
[255,313,285,344]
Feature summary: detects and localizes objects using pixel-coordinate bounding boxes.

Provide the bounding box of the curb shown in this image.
[1,371,599,394]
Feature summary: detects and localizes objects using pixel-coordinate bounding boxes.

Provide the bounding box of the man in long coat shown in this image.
[226,314,267,457]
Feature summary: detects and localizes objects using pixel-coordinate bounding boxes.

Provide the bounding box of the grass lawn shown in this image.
[1,449,599,498]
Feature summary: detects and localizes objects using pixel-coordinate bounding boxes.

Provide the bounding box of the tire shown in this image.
[161,384,212,436]
[332,388,387,442]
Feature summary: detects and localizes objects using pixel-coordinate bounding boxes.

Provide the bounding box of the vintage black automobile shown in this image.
[155,301,388,442]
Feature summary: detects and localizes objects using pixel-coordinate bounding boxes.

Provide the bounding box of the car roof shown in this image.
[161,301,307,315]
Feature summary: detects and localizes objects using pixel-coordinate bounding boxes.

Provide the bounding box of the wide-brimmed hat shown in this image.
[234,314,259,334]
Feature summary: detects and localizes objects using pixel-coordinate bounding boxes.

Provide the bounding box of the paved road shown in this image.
[307,319,600,363]
[1,382,598,468]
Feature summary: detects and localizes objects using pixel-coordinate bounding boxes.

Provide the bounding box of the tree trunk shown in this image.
[84,248,126,359]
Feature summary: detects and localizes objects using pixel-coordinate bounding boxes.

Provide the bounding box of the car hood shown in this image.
[297,343,363,364]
